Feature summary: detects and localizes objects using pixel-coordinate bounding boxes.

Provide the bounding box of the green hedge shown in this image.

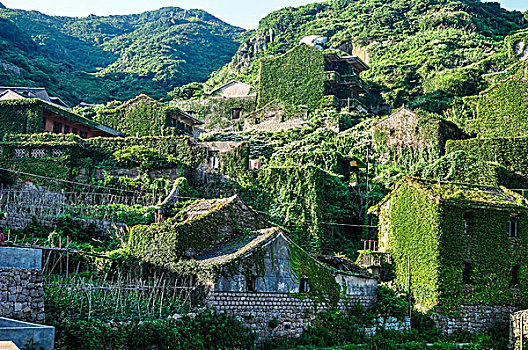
[446,136,528,178]
[465,78,528,138]
[411,151,507,187]
[258,45,326,110]
[52,312,255,350]
[86,135,205,169]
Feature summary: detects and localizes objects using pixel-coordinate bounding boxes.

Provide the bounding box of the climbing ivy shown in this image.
[258,45,326,110]
[373,179,528,312]
[465,78,528,138]
[446,136,528,180]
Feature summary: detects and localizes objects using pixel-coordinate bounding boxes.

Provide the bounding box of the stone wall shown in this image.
[0,248,45,323]
[0,212,126,235]
[208,291,408,341]
[433,305,518,335]
[510,309,528,350]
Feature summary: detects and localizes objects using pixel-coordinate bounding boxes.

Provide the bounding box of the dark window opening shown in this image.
[464,211,471,235]
[254,117,260,125]
[63,125,70,134]
[246,275,257,292]
[510,215,519,238]
[52,121,62,134]
[299,277,310,293]
[232,108,242,120]
[42,117,46,130]
[463,262,472,284]
[511,265,520,286]
[72,128,78,135]
[79,131,88,139]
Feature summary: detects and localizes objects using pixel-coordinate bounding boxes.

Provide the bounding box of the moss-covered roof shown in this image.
[371,177,528,213]
[196,227,280,266]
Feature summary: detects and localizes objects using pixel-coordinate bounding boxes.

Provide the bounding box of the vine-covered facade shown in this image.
[371,178,528,312]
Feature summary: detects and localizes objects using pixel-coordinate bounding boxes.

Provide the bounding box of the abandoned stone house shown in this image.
[174,81,257,132]
[129,195,378,340]
[0,89,122,139]
[368,177,528,333]
[373,107,466,157]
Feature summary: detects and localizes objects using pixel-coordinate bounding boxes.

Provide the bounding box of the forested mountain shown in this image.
[0,4,245,104]
[207,0,527,111]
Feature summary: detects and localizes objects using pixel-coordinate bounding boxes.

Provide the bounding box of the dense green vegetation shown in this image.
[209,0,526,111]
[0,6,245,104]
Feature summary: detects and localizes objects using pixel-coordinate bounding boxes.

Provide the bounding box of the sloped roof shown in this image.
[208,80,256,96]
[197,227,280,265]
[370,177,528,213]
[376,106,444,127]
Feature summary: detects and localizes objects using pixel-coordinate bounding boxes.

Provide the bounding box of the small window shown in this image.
[72,127,78,135]
[79,131,88,138]
[232,108,242,120]
[246,275,257,292]
[511,265,520,286]
[464,211,471,235]
[63,125,70,134]
[299,277,310,293]
[509,215,519,238]
[52,121,62,133]
[463,262,472,284]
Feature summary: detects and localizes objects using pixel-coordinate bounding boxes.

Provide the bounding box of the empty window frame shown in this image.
[463,262,472,284]
[52,121,62,133]
[246,275,257,292]
[510,215,519,238]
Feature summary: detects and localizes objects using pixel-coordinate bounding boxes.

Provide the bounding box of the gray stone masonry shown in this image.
[0,212,126,235]
[510,309,528,350]
[0,269,45,323]
[208,292,409,341]
[0,248,45,323]
[433,305,517,336]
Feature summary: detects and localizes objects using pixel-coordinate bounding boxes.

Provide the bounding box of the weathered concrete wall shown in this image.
[214,234,378,301]
[0,248,45,323]
[510,309,528,350]
[433,305,517,336]
[0,212,126,235]
[0,317,54,350]
[208,291,408,341]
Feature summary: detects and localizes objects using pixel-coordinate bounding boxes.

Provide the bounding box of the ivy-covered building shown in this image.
[258,44,369,111]
[93,95,204,137]
[373,107,466,158]
[129,195,377,339]
[370,177,528,312]
[0,98,121,139]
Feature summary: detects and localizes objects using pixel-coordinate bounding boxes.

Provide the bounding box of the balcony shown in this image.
[356,240,391,268]
[324,71,369,93]
[321,95,369,112]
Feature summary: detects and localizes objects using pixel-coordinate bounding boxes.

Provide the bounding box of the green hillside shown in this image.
[0,6,245,104]
[207,0,527,111]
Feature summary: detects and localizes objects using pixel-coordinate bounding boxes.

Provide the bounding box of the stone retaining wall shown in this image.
[510,309,528,350]
[433,305,518,335]
[207,291,409,341]
[0,212,126,235]
[0,248,45,323]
